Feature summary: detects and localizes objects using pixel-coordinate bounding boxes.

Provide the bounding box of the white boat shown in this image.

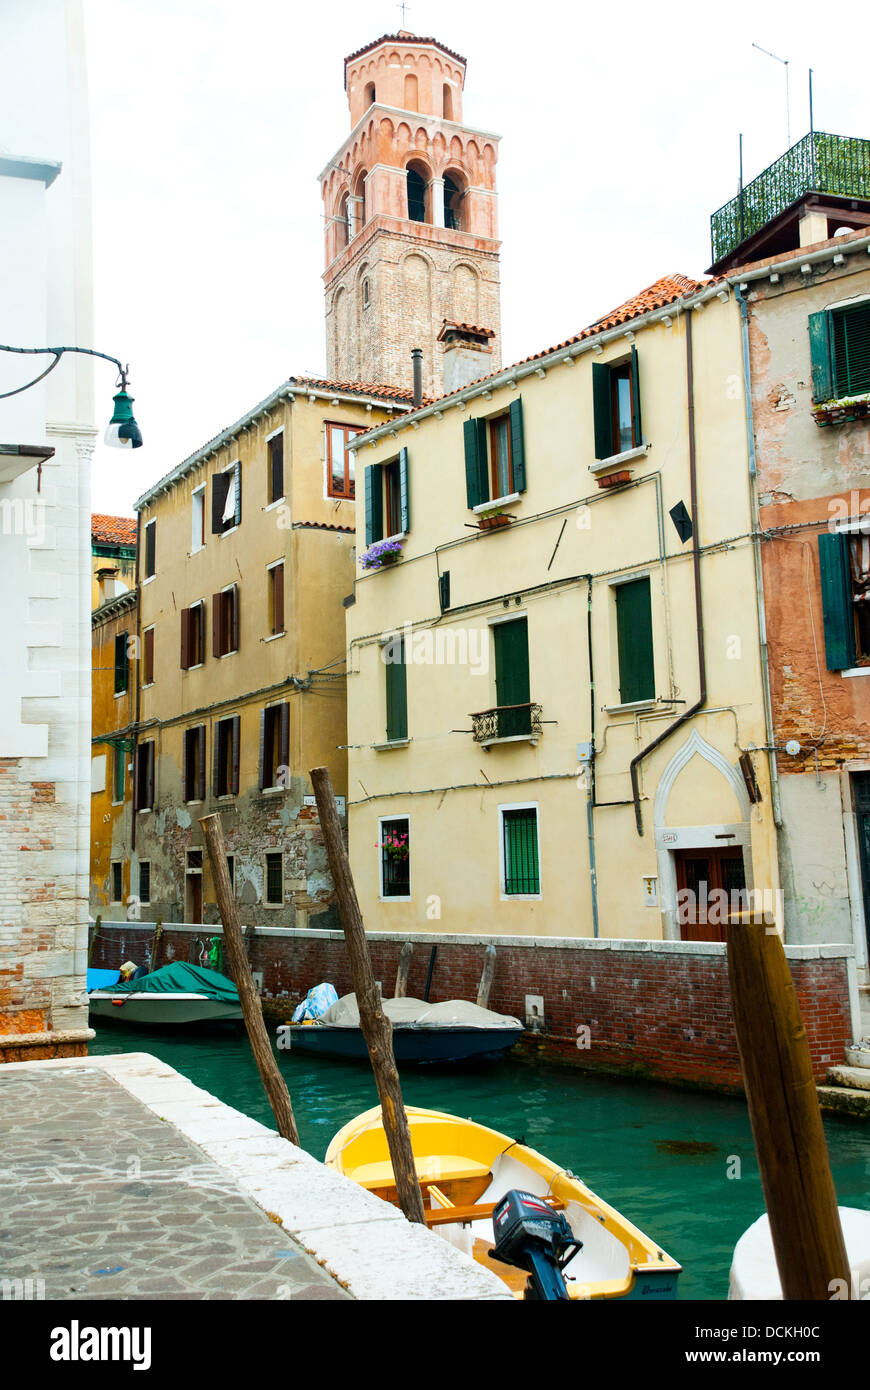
[729,1207,870,1299]
[88,962,242,1026]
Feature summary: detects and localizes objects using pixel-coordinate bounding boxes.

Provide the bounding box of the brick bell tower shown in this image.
[319,32,502,399]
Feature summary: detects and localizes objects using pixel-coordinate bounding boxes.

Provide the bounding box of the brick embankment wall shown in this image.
[87,926,857,1092]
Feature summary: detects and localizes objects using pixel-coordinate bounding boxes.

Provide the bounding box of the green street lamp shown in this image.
[0,344,143,449]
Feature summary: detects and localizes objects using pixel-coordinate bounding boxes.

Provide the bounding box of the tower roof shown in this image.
[343,32,466,88]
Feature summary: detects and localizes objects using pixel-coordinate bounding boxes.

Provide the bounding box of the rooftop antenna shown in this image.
[809,68,816,186]
[752,42,790,148]
[738,133,745,242]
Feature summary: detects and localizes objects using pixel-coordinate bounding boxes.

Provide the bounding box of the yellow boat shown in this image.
[326,1105,682,1300]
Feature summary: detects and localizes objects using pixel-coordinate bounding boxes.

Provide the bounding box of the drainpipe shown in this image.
[630,309,707,834]
[411,348,423,409]
[582,574,600,936]
[735,283,783,827]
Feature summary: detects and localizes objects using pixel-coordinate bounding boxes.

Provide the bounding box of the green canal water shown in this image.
[90,1024,870,1300]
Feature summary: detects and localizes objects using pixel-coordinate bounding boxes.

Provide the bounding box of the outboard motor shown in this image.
[490,1189,582,1301]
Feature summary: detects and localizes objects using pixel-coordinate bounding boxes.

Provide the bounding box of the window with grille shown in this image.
[138,861,151,904]
[379,816,410,898]
[265,851,283,905]
[501,806,540,896]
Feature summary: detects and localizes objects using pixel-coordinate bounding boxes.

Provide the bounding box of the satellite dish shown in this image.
[833,226,853,237]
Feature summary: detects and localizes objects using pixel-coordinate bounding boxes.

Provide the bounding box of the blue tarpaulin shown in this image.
[87,968,121,992]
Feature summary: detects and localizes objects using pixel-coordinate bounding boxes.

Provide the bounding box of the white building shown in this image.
[0,0,95,1060]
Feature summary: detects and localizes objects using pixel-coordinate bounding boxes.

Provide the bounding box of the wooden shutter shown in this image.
[385,638,408,741]
[231,716,240,794]
[213,721,222,794]
[616,577,655,703]
[258,708,267,790]
[592,361,614,460]
[145,742,155,809]
[463,417,488,508]
[143,627,154,685]
[182,729,191,802]
[270,435,283,502]
[197,724,206,800]
[630,345,643,446]
[212,472,230,533]
[818,532,855,670]
[233,461,242,528]
[808,311,833,403]
[279,702,289,775]
[180,608,192,669]
[230,585,239,652]
[145,521,156,577]
[273,564,284,633]
[832,303,870,397]
[212,592,223,657]
[494,618,530,708]
[399,447,410,532]
[439,570,450,611]
[509,398,526,492]
[365,463,383,545]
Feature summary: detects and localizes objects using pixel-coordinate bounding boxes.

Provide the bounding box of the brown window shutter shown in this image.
[144,627,154,684]
[146,743,155,809]
[232,585,239,652]
[180,609,191,669]
[198,724,206,801]
[258,708,267,790]
[182,730,191,801]
[213,721,222,795]
[274,564,284,633]
[231,716,240,794]
[279,702,289,777]
[212,592,223,658]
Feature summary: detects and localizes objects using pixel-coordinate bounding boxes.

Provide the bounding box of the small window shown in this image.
[114,633,129,695]
[364,449,409,544]
[212,586,239,657]
[264,851,284,906]
[362,278,370,310]
[501,806,541,896]
[213,716,240,797]
[191,485,206,551]
[142,626,155,686]
[144,520,156,578]
[112,744,126,804]
[463,400,526,508]
[444,174,462,230]
[379,816,410,899]
[592,350,643,460]
[226,855,235,892]
[614,576,655,703]
[268,561,284,636]
[135,740,155,811]
[364,82,376,107]
[138,861,151,904]
[186,849,203,872]
[818,529,870,670]
[212,462,241,535]
[181,600,206,669]
[259,702,289,790]
[111,861,123,904]
[326,422,359,500]
[384,635,408,742]
[810,301,870,402]
[267,432,284,504]
[406,165,427,223]
[183,724,206,802]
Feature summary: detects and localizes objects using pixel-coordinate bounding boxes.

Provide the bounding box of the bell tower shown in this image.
[319,32,502,399]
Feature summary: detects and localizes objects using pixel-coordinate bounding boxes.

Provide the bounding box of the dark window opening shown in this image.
[112,744,125,803]
[502,808,540,895]
[265,851,283,905]
[183,725,206,803]
[212,587,239,658]
[267,433,284,504]
[111,862,123,903]
[211,463,241,535]
[259,702,289,790]
[144,520,156,578]
[114,633,129,694]
[135,741,155,811]
[142,627,154,685]
[364,82,375,107]
[138,861,151,904]
[444,174,462,230]
[380,817,410,898]
[268,563,284,635]
[213,717,239,797]
[406,166,426,223]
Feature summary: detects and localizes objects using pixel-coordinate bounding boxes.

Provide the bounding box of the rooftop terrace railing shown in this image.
[710,131,870,264]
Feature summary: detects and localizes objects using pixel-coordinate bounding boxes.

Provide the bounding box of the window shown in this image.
[379,816,410,899]
[180,600,206,669]
[406,164,426,222]
[614,576,655,703]
[111,861,123,903]
[268,561,284,636]
[144,520,156,578]
[326,422,359,500]
[463,400,526,508]
[213,715,240,797]
[267,432,284,504]
[183,724,206,802]
[264,851,284,906]
[259,702,289,790]
[142,626,154,686]
[138,861,151,905]
[226,855,235,892]
[810,301,870,402]
[212,461,241,535]
[818,529,870,669]
[212,586,239,657]
[191,485,206,551]
[500,806,541,896]
[492,617,531,737]
[592,348,643,460]
[384,635,408,742]
[114,633,129,695]
[112,744,125,804]
[362,278,370,310]
[444,174,462,230]
[364,82,375,107]
[135,740,155,811]
[365,449,409,544]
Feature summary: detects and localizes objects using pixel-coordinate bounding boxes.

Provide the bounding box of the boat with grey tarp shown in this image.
[285,993,523,1064]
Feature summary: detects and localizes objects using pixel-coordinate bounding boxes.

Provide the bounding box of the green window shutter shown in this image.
[503,808,540,895]
[398,447,410,533]
[385,637,407,741]
[808,310,833,403]
[365,463,383,545]
[630,345,643,446]
[818,532,855,671]
[832,303,870,397]
[616,577,655,703]
[592,361,613,460]
[463,417,488,508]
[509,397,526,492]
[494,617,531,736]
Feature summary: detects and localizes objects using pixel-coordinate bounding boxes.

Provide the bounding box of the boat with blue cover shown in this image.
[87,961,242,1026]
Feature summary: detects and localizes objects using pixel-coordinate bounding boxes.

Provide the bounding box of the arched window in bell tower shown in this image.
[444,174,464,231]
[364,82,376,108]
[406,163,428,223]
[336,192,349,252]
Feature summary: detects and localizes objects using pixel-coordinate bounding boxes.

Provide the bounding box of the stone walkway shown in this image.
[0,1067,348,1300]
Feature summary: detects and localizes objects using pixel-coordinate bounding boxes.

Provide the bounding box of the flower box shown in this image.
[478,512,511,531]
[813,394,870,429]
[360,539,403,570]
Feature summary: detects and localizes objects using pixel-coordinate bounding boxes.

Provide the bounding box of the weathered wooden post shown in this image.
[310,766,426,1226]
[476,944,497,1009]
[727,910,849,1298]
[88,915,101,966]
[394,941,413,998]
[200,813,301,1147]
[149,915,164,974]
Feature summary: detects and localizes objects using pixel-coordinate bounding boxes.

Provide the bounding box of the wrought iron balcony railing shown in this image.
[710,131,870,265]
[470,702,543,745]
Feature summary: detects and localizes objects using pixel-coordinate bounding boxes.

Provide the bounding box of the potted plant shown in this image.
[477,506,512,531]
[375,830,409,860]
[359,538,403,570]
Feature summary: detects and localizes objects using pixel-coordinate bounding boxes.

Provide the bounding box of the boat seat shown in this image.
[353,1154,491,1191]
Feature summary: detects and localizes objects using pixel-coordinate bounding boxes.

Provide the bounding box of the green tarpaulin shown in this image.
[107,962,239,1004]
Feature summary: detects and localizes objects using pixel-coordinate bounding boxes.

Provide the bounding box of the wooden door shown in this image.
[186,873,202,925]
[675,847,746,942]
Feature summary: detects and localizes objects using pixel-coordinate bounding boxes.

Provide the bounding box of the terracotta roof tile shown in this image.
[290,375,429,404]
[437,321,496,341]
[91,514,137,546]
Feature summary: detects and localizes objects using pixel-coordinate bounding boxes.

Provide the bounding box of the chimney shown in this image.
[411,348,423,408]
[437,321,495,394]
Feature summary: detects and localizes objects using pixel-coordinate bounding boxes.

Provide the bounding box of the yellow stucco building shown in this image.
[346,273,780,940]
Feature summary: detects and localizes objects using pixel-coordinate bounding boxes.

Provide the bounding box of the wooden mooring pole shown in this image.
[310,766,426,1226]
[200,812,301,1147]
[726,912,849,1299]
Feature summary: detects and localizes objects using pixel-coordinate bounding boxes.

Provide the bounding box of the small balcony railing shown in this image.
[470,702,543,746]
[710,131,870,264]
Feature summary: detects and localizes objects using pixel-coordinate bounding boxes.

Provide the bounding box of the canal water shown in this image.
[90,1025,870,1300]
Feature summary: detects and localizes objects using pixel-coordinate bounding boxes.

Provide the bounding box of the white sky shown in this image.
[83,0,868,516]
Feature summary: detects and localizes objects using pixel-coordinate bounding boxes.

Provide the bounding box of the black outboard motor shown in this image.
[490,1189,582,1301]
